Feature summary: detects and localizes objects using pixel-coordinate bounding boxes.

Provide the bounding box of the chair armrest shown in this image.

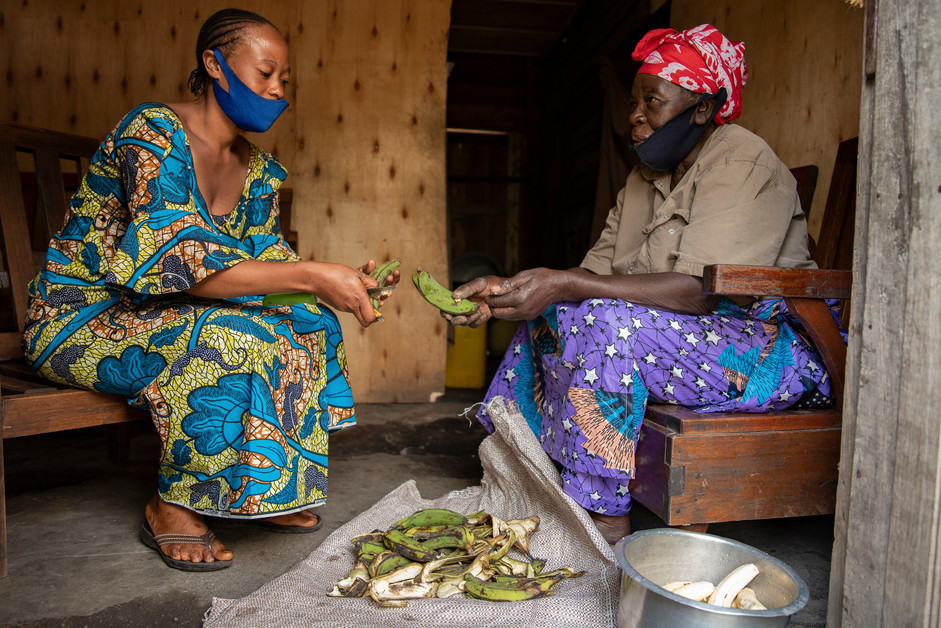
[702,264,852,299]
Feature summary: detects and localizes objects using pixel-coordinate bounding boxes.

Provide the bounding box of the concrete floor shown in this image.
[0,390,834,627]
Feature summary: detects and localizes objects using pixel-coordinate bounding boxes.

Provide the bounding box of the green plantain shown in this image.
[394,508,467,529]
[383,529,443,563]
[369,257,401,286]
[411,269,480,315]
[262,292,317,307]
[462,573,569,602]
[368,258,401,318]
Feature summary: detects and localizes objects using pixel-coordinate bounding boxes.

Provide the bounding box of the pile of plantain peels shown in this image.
[327,508,585,607]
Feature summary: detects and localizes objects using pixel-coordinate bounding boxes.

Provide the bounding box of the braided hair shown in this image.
[188,9,278,97]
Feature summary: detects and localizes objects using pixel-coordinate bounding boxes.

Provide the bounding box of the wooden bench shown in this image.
[630,139,857,530]
[0,122,298,577]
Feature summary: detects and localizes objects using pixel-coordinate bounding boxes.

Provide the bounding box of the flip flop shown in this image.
[250,512,323,534]
[139,521,233,572]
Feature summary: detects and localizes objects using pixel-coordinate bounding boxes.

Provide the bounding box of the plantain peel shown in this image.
[412,269,480,315]
[328,508,584,608]
[367,257,401,320]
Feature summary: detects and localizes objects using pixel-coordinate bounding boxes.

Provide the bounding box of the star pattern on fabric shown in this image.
[481,295,838,517]
[584,368,599,385]
[504,368,517,383]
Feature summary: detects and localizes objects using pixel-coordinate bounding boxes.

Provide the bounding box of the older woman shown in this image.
[446,25,832,543]
[23,9,395,570]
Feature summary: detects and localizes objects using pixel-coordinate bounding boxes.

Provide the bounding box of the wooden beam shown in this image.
[448,26,559,56]
[450,0,575,33]
[829,0,941,624]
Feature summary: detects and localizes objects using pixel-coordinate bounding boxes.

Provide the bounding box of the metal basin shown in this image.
[614,529,810,627]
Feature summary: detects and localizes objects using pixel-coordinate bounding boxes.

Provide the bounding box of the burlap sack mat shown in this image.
[203,397,620,627]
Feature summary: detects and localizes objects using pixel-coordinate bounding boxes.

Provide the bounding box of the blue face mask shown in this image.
[211,49,288,133]
[630,88,727,172]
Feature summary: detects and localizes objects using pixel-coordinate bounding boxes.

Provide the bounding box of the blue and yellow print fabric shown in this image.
[22,104,354,518]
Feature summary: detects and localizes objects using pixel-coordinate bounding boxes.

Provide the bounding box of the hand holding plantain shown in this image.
[362,258,402,321]
[445,268,566,327]
[302,261,382,327]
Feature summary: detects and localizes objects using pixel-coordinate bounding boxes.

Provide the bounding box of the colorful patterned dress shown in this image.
[22,104,355,518]
[479,298,836,517]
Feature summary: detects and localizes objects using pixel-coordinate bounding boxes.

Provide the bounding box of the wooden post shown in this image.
[828,0,941,624]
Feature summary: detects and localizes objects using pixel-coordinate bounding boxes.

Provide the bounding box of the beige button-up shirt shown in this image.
[581,124,815,280]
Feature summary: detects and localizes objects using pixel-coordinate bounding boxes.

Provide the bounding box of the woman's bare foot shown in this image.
[262,509,321,529]
[145,495,233,565]
[588,511,632,544]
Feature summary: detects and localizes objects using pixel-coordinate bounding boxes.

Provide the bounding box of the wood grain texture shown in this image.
[670,0,864,240]
[703,265,852,299]
[633,420,842,526]
[2,389,146,439]
[0,0,453,402]
[830,1,941,625]
[295,0,452,401]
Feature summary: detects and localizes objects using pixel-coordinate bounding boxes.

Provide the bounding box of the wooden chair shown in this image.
[630,139,857,530]
[0,122,298,577]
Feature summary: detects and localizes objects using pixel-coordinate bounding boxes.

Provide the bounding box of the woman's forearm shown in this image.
[185,260,313,299]
[561,269,719,315]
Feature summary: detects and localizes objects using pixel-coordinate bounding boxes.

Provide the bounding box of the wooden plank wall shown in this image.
[828,1,941,625]
[0,0,452,403]
[294,1,451,402]
[671,0,864,240]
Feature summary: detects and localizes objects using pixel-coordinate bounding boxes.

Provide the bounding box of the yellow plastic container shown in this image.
[445,323,487,389]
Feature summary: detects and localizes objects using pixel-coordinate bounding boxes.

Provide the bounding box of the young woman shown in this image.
[23,9,395,570]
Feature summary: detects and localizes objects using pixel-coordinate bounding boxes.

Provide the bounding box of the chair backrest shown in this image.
[0,124,100,360]
[789,164,819,218]
[813,137,858,272]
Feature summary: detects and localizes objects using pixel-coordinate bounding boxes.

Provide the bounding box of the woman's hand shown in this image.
[309,262,380,327]
[358,259,401,311]
[440,274,500,328]
[445,268,565,327]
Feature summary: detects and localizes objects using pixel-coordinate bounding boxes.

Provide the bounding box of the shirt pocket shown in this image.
[641,205,691,273]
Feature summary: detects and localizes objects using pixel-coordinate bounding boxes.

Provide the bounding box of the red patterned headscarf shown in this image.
[632,24,747,124]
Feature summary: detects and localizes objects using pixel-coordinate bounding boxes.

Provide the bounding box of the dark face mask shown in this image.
[630,88,728,172]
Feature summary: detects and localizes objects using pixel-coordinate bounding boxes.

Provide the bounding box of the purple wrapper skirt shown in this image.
[479,298,836,516]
